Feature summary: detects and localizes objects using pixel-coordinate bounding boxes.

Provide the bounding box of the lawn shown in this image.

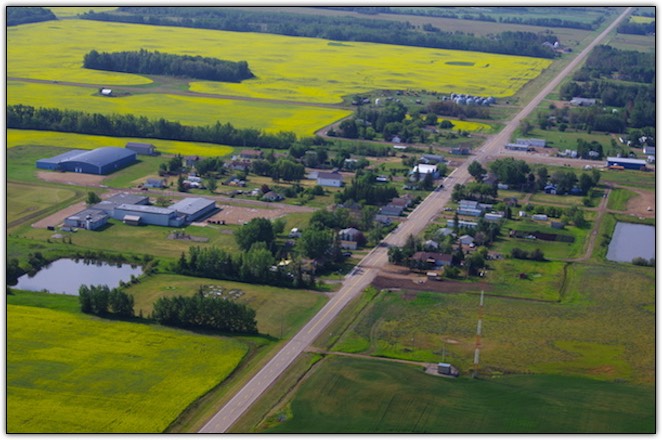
[8,81,350,137]
[8,129,236,157]
[260,356,654,433]
[8,19,552,103]
[124,273,328,338]
[7,296,249,433]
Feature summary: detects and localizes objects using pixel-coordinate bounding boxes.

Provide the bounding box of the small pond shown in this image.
[606,222,655,263]
[13,258,143,295]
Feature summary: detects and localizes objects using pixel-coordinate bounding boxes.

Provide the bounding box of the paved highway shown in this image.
[199,7,632,433]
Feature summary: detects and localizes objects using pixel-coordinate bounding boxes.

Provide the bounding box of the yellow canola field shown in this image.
[629,15,655,24]
[8,81,351,137]
[7,129,235,157]
[8,20,552,104]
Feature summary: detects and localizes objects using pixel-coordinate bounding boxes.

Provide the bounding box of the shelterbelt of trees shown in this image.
[315,6,607,30]
[7,105,297,150]
[81,7,559,59]
[7,6,56,26]
[83,49,254,83]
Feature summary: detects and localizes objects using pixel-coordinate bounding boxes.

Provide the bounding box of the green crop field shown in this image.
[260,357,653,433]
[8,20,552,104]
[8,129,236,158]
[7,81,350,137]
[7,299,249,433]
[124,274,327,338]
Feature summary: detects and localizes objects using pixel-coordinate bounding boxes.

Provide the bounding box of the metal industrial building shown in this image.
[125,142,157,156]
[64,209,109,231]
[169,198,217,222]
[606,157,647,170]
[36,147,137,175]
[112,204,187,227]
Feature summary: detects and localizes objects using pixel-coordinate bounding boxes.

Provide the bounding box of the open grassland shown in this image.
[8,81,349,137]
[260,357,653,433]
[604,32,655,53]
[8,129,235,158]
[599,169,656,190]
[8,20,552,104]
[330,261,654,384]
[125,274,327,338]
[486,259,568,300]
[492,223,589,261]
[7,301,249,433]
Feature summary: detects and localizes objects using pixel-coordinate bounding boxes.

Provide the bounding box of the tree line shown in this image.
[151,289,257,334]
[8,6,56,26]
[617,20,655,36]
[7,105,297,150]
[83,49,254,83]
[79,284,135,318]
[339,6,607,30]
[80,7,559,59]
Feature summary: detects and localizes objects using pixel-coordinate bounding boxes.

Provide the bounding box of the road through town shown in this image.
[198,7,632,433]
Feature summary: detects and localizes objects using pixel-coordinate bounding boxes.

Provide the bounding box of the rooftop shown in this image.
[116,204,175,215]
[169,197,216,215]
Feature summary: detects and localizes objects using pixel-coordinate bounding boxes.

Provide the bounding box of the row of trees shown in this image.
[79,285,135,318]
[7,105,297,150]
[83,49,254,83]
[7,6,56,26]
[174,242,312,288]
[426,100,491,120]
[81,7,559,59]
[510,248,545,261]
[151,290,257,333]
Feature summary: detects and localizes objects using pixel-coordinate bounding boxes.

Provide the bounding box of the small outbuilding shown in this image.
[64,209,109,231]
[317,172,344,188]
[125,142,156,156]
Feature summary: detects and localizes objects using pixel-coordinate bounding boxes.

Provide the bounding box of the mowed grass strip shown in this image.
[7,82,350,137]
[7,302,248,433]
[8,20,552,103]
[606,187,637,211]
[263,356,654,433]
[8,129,236,158]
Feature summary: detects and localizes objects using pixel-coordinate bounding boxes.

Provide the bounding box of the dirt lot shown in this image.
[625,188,655,218]
[205,205,291,225]
[32,201,87,229]
[37,171,105,187]
[372,274,491,294]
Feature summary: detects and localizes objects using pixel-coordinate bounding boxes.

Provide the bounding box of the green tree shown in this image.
[234,217,275,251]
[297,227,334,260]
[206,176,218,194]
[468,161,486,182]
[272,218,286,235]
[86,191,101,205]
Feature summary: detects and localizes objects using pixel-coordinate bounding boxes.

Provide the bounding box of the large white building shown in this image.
[317,172,344,187]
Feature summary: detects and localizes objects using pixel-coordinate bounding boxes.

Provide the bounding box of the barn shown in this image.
[36,147,137,175]
[606,157,647,170]
[125,142,156,156]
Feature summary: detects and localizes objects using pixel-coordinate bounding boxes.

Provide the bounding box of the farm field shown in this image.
[7,181,80,227]
[259,356,653,433]
[8,129,236,158]
[7,298,249,433]
[124,274,328,338]
[8,20,553,104]
[7,81,350,137]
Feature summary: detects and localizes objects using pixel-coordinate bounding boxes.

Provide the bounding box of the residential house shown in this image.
[184,155,200,168]
[239,149,263,160]
[419,154,445,165]
[570,97,596,107]
[423,239,439,250]
[262,191,283,202]
[532,214,548,221]
[544,184,558,195]
[410,164,439,180]
[447,219,478,229]
[459,235,474,246]
[643,146,655,156]
[338,227,362,242]
[450,147,470,155]
[340,240,358,250]
[317,172,344,187]
[144,178,166,189]
[484,212,504,222]
[410,252,453,268]
[378,204,405,217]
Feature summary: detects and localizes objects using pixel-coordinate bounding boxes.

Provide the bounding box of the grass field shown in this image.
[261,356,653,433]
[328,259,654,383]
[8,20,552,104]
[606,187,637,211]
[8,129,236,158]
[124,274,328,338]
[7,181,80,226]
[7,297,249,433]
[7,81,350,137]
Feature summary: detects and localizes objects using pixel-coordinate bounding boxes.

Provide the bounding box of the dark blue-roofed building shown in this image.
[36,147,137,175]
[125,142,156,156]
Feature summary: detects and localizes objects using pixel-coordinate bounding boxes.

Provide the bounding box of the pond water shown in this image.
[14,258,143,295]
[606,222,656,263]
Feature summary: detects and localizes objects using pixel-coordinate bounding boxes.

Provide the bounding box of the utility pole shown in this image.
[472,290,484,378]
